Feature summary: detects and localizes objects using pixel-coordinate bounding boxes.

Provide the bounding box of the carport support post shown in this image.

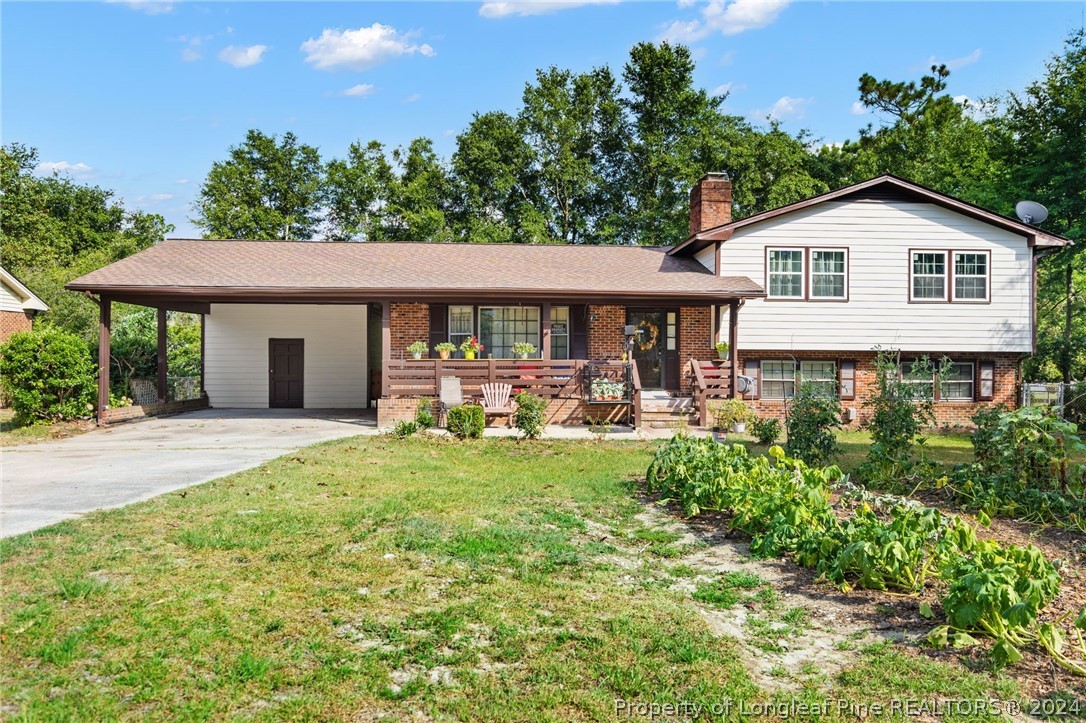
[157,307,168,403]
[728,300,739,399]
[97,296,111,423]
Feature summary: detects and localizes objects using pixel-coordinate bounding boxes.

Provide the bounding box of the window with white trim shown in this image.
[550,306,570,360]
[768,249,804,298]
[911,251,947,301]
[449,305,474,356]
[940,361,975,400]
[898,360,935,399]
[810,250,847,299]
[800,360,837,397]
[762,360,797,399]
[479,306,540,359]
[953,252,989,301]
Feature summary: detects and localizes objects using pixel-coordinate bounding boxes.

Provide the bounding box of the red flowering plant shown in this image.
[459,337,483,353]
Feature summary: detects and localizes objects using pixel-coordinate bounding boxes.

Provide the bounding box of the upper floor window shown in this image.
[953,252,989,302]
[810,249,847,299]
[767,249,804,298]
[911,251,947,301]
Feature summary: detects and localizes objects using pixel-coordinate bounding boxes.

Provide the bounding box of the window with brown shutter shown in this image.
[976,360,995,401]
[743,359,760,399]
[838,360,856,400]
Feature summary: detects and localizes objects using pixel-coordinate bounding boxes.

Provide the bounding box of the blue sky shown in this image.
[3,1,1083,238]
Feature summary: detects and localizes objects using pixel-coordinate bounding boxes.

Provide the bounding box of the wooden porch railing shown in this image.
[690,358,733,427]
[630,358,643,429]
[383,359,589,400]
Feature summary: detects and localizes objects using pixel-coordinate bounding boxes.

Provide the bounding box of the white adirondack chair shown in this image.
[480,382,516,427]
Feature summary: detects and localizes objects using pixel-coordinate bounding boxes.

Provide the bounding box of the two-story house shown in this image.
[68,174,1068,427]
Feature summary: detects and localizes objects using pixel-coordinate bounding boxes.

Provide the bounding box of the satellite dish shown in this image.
[1015,201,1049,226]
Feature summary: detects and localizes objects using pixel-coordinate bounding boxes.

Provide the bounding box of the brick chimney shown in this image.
[689,172,733,235]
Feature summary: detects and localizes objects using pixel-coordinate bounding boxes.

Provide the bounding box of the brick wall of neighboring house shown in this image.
[390,302,429,360]
[587,304,626,360]
[0,310,33,341]
[679,306,714,394]
[736,350,1021,429]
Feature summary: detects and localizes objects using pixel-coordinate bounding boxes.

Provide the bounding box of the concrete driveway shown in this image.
[1,409,376,538]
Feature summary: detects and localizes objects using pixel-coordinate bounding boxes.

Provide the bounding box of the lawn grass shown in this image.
[1,434,1017,720]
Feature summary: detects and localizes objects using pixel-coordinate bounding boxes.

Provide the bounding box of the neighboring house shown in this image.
[66,174,1068,427]
[0,266,48,341]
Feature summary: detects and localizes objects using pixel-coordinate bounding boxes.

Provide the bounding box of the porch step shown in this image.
[639,395,698,428]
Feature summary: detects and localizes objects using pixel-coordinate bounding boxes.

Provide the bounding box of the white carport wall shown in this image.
[204,304,368,408]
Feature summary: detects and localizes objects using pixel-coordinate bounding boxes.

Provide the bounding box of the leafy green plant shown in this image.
[511,342,537,357]
[393,420,419,438]
[707,398,751,431]
[715,341,729,357]
[512,392,548,439]
[785,381,841,465]
[434,342,457,353]
[447,404,484,439]
[750,416,781,446]
[857,350,942,486]
[407,341,428,357]
[415,398,435,430]
[0,327,97,425]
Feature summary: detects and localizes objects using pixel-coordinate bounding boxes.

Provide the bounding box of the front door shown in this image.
[627,310,666,389]
[269,338,304,408]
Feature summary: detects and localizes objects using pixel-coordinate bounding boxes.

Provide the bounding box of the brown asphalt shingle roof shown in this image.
[67,239,763,299]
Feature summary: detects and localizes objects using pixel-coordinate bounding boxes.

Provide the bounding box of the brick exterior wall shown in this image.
[390,302,429,360]
[679,306,714,394]
[377,395,630,428]
[99,396,209,425]
[736,350,1020,429]
[0,310,33,342]
[587,304,625,360]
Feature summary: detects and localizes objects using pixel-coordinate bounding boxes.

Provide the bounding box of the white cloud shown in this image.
[660,0,789,42]
[181,47,201,62]
[175,178,189,185]
[108,0,173,15]
[676,0,696,7]
[720,49,736,66]
[752,95,812,122]
[339,83,376,97]
[35,161,95,178]
[479,0,618,17]
[218,45,269,68]
[300,24,435,71]
[850,101,868,116]
[926,47,982,71]
[710,82,734,96]
[442,129,456,137]
[402,93,422,104]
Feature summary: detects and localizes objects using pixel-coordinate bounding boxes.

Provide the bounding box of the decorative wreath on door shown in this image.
[635,320,660,350]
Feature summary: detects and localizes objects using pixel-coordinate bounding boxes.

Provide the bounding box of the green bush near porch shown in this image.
[0,327,96,426]
[447,404,484,439]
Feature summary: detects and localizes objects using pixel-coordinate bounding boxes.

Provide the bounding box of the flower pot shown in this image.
[712,430,728,443]
[731,422,747,434]
[412,352,422,360]
[718,351,728,360]
[519,353,529,360]
[464,351,476,360]
[438,350,450,360]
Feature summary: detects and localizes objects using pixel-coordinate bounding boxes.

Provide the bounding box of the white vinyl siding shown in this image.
[718,200,1033,352]
[205,304,367,408]
[694,244,716,274]
[0,281,25,312]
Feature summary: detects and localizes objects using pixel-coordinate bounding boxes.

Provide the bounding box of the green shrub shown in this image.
[785,382,840,466]
[0,327,97,425]
[415,397,435,429]
[857,350,941,486]
[393,420,419,438]
[447,404,484,439]
[750,416,781,446]
[512,392,548,439]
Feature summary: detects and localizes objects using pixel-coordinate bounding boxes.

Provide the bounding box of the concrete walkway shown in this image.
[1,409,376,538]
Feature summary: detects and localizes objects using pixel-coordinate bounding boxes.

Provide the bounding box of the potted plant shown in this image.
[460,337,483,360]
[715,341,729,360]
[709,398,752,434]
[407,341,429,360]
[435,342,456,360]
[512,341,537,359]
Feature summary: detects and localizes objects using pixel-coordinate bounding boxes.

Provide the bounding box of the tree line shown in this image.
[1,34,1082,382]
